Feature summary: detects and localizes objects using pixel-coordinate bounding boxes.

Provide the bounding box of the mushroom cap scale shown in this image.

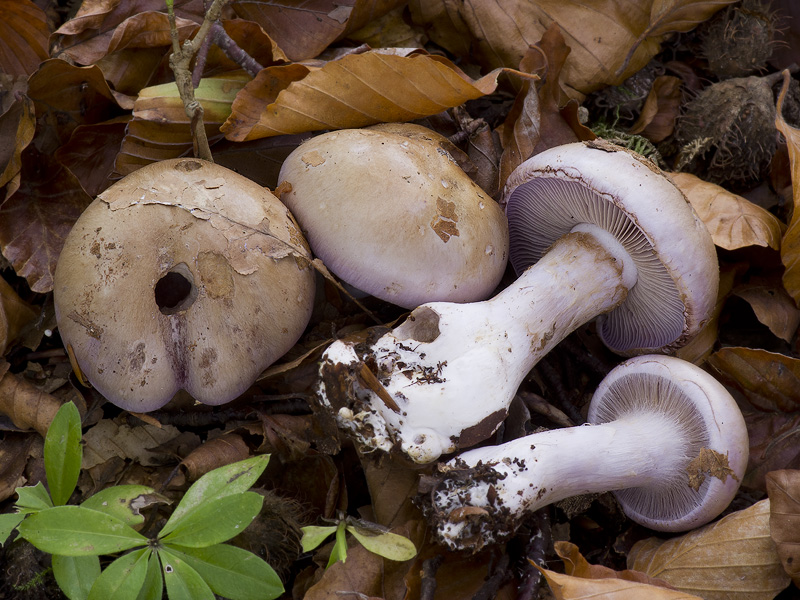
[54,158,315,412]
[502,140,719,355]
[587,354,749,532]
[278,125,509,309]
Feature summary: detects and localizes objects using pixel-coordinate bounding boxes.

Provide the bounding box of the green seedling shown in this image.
[0,402,284,600]
[301,515,417,568]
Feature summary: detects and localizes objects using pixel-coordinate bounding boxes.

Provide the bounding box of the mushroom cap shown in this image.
[587,354,748,532]
[278,124,509,309]
[54,158,315,412]
[501,140,719,355]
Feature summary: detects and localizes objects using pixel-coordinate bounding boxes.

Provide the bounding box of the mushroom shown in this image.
[277,123,509,309]
[419,355,749,551]
[54,158,315,412]
[317,140,719,463]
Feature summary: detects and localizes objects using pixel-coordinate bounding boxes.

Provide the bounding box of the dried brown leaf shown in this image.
[744,411,800,492]
[670,172,783,250]
[179,433,251,481]
[115,75,248,176]
[0,148,93,293]
[409,0,733,96]
[707,347,800,413]
[555,541,679,589]
[54,0,204,65]
[0,368,63,436]
[221,51,532,141]
[766,469,800,585]
[0,0,49,76]
[776,70,800,304]
[628,499,790,599]
[537,564,702,599]
[230,0,406,62]
[629,75,682,142]
[0,433,37,502]
[0,90,35,196]
[0,277,36,356]
[734,285,800,343]
[81,419,183,469]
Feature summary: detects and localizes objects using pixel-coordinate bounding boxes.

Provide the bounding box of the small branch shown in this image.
[165,0,231,162]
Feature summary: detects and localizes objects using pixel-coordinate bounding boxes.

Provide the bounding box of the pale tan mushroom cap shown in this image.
[54,158,315,411]
[278,125,509,309]
[502,140,719,355]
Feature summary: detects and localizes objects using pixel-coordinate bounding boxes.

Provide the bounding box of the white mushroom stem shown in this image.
[321,225,638,463]
[431,412,686,549]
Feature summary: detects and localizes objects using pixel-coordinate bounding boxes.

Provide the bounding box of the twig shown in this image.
[165,0,231,162]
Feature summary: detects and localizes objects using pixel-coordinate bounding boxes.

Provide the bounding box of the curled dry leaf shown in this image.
[0,149,93,293]
[115,75,248,176]
[179,433,251,481]
[0,433,38,502]
[0,82,34,196]
[628,499,791,600]
[221,50,534,141]
[554,541,680,590]
[734,285,800,343]
[536,564,702,599]
[0,276,36,357]
[776,70,800,303]
[743,410,800,492]
[629,75,682,143]
[0,0,49,76]
[53,0,204,65]
[409,0,734,96]
[231,0,407,62]
[669,172,783,251]
[0,366,63,437]
[707,347,800,413]
[765,469,800,585]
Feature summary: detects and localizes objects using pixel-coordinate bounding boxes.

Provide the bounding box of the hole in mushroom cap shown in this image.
[154,263,198,315]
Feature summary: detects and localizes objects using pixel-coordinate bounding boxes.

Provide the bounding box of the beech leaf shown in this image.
[628,499,791,599]
[536,564,702,599]
[733,285,800,342]
[0,0,50,76]
[670,172,783,250]
[221,50,533,141]
[765,469,800,585]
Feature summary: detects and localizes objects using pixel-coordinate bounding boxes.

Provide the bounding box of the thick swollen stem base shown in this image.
[318,229,634,463]
[420,412,686,551]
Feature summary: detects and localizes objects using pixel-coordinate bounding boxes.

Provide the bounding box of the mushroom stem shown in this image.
[429,412,685,549]
[320,228,634,463]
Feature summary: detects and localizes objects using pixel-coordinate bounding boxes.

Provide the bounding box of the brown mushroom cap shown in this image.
[54,158,315,412]
[278,124,509,309]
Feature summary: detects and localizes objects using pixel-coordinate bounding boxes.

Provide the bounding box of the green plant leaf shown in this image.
[82,485,158,527]
[327,521,348,568]
[300,525,337,553]
[52,554,101,600]
[159,455,269,538]
[45,402,82,506]
[347,525,417,561]
[167,544,283,600]
[87,548,149,600]
[160,492,263,548]
[136,552,163,600]
[159,548,215,600]
[0,513,26,545]
[18,506,148,556]
[15,482,53,513]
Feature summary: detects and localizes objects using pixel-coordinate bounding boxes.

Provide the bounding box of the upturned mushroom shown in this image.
[277,123,509,309]
[420,355,749,551]
[317,140,719,463]
[54,158,315,412]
